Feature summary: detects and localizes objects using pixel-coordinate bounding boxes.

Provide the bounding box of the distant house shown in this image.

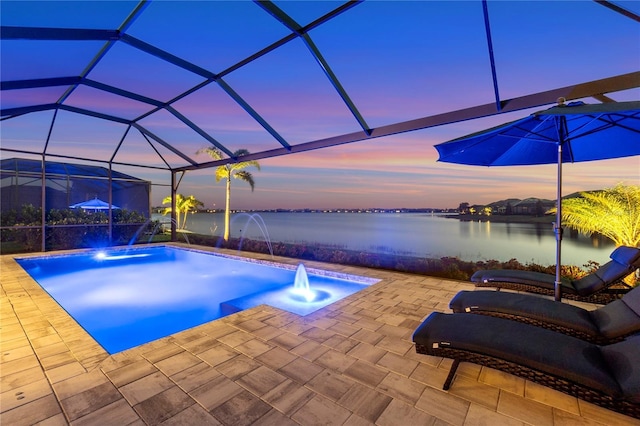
[494,204,507,214]
[511,198,555,216]
[485,198,520,215]
[469,204,484,214]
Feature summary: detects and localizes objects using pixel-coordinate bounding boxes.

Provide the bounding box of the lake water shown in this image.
[152,212,615,266]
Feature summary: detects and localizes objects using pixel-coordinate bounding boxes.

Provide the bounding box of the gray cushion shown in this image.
[413,313,622,398]
[622,285,640,317]
[449,290,599,337]
[470,270,577,294]
[609,246,640,267]
[590,296,640,340]
[470,246,640,298]
[573,271,607,295]
[600,335,640,402]
[573,258,635,296]
[578,246,640,297]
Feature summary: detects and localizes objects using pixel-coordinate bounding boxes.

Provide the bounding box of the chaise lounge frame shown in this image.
[449,288,640,345]
[413,312,640,419]
[473,280,631,305]
[472,245,640,305]
[415,343,640,419]
[449,308,609,343]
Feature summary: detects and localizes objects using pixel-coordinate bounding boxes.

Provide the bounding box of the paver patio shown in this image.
[1,244,638,425]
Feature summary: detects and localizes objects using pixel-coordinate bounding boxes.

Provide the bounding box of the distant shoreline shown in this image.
[155,211,557,225]
[445,214,555,224]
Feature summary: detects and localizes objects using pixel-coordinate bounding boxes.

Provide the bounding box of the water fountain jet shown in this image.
[218,213,274,258]
[128,217,190,247]
[291,263,314,302]
[289,264,331,303]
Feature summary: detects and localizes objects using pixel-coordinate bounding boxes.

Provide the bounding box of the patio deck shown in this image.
[1,244,638,426]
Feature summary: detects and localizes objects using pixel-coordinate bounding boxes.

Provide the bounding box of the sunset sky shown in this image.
[177,132,639,210]
[2,1,639,210]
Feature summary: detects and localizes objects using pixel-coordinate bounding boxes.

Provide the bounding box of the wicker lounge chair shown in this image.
[471,246,640,304]
[449,287,640,344]
[412,312,640,419]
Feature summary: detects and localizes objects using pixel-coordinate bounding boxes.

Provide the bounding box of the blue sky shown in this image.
[1,1,639,209]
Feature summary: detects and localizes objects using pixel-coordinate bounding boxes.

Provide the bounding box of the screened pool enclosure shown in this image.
[1,1,638,251]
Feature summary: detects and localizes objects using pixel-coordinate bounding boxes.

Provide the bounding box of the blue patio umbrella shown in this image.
[70,197,120,212]
[435,100,640,300]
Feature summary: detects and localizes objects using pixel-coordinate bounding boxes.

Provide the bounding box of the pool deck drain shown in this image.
[1,243,637,425]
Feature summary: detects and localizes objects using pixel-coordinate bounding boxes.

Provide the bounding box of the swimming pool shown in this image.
[16,246,379,354]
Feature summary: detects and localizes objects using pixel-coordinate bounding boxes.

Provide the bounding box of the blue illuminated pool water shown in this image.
[17,246,378,354]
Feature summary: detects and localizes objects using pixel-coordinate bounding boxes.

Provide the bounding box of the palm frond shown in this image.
[196,147,224,160]
[555,184,640,247]
[234,171,255,191]
[232,149,251,157]
[233,160,261,171]
[215,167,229,182]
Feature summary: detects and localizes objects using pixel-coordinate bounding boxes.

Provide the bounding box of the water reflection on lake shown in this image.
[153,212,614,266]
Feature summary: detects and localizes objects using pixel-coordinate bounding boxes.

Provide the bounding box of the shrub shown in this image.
[0,205,154,253]
[171,234,623,283]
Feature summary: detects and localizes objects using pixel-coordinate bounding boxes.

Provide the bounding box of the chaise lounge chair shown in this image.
[449,287,640,344]
[412,312,640,419]
[471,245,640,304]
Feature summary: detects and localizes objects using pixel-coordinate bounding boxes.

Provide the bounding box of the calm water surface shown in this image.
[153,212,614,266]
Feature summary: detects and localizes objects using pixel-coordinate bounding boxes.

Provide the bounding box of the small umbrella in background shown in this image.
[435,99,640,301]
[70,197,120,212]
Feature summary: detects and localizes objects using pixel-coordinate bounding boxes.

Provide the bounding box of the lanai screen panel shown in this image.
[488,1,640,100]
[0,158,151,215]
[307,1,495,127]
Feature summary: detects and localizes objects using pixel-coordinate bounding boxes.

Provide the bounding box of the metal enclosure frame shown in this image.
[1,0,639,250]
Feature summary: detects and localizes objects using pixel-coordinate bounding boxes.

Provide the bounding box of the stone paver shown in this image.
[262,379,315,415]
[1,245,638,426]
[291,394,352,425]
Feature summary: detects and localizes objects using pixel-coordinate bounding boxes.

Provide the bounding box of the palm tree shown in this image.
[550,184,640,285]
[550,183,640,286]
[550,184,640,248]
[197,147,260,241]
[162,194,204,230]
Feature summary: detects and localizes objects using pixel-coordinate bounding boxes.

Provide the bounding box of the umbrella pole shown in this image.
[554,143,563,301]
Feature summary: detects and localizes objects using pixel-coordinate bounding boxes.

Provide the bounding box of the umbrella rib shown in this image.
[510,123,559,142]
[449,121,557,153]
[563,112,640,141]
[495,122,559,143]
[441,121,560,165]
